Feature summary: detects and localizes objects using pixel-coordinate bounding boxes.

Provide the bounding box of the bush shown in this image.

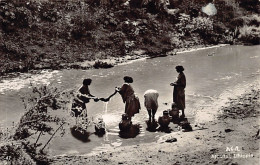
[176,14,214,40]
[129,0,145,8]
[191,16,213,38]
[236,0,259,12]
[238,25,260,45]
[70,8,101,40]
[0,3,32,32]
[39,2,61,22]
[9,85,72,164]
[0,142,36,165]
[231,15,260,28]
[93,60,113,68]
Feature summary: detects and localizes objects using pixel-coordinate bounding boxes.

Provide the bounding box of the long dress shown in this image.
[119,83,141,117]
[173,72,186,110]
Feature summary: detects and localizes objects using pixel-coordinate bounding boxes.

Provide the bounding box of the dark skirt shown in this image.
[173,87,185,110]
[125,94,141,117]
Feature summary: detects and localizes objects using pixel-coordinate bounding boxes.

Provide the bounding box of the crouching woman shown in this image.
[144,89,159,121]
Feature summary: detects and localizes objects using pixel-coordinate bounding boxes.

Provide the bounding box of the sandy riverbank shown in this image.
[51,80,260,164]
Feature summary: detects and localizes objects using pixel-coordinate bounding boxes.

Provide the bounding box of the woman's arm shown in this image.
[100,89,118,102]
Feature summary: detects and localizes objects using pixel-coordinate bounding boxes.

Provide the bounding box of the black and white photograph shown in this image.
[0,0,259,164]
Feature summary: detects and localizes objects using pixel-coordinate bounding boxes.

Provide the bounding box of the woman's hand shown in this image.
[115,87,120,92]
[100,98,110,102]
[170,83,177,86]
[94,97,99,102]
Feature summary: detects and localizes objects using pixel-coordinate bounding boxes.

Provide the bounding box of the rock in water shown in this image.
[179,118,193,132]
[165,138,177,143]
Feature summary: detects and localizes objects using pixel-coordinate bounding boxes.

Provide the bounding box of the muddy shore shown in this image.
[51,82,260,164]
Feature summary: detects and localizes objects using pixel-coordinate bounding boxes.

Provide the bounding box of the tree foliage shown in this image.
[0,85,71,164]
[0,0,259,76]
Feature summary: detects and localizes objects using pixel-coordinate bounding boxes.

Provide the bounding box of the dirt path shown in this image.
[51,82,260,165]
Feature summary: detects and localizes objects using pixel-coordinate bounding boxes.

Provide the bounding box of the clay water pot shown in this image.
[119,114,132,131]
[95,118,106,135]
[169,109,179,118]
[180,118,193,132]
[158,110,171,128]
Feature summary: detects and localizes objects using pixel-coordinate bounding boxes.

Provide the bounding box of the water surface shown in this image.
[0,45,259,155]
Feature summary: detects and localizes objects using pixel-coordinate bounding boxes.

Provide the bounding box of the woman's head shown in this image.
[175,65,184,72]
[83,78,92,86]
[123,76,133,83]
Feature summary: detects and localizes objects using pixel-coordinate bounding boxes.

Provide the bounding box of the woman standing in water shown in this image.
[71,78,99,117]
[116,76,141,119]
[170,66,186,118]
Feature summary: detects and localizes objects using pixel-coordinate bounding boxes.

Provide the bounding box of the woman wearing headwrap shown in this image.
[170,66,186,118]
[116,76,141,119]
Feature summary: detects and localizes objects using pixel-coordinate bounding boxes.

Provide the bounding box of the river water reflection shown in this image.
[0,45,259,155]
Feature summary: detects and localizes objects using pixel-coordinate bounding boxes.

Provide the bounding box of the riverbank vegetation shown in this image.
[0,0,259,76]
[0,85,72,164]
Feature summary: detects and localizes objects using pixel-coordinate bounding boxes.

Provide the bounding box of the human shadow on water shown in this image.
[94,127,106,137]
[145,120,159,132]
[146,119,172,133]
[157,125,172,133]
[119,124,140,139]
[178,117,193,132]
[70,126,91,142]
[118,114,140,138]
[94,130,106,137]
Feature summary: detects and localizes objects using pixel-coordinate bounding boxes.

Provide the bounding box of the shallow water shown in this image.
[0,45,260,155]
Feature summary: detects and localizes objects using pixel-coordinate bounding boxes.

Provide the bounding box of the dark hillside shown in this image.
[0,0,259,76]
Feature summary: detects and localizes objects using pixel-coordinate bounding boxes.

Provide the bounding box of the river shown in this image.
[0,45,259,156]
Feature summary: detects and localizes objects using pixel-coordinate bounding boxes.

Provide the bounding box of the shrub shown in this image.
[0,2,32,32]
[0,142,36,165]
[93,60,113,69]
[40,2,61,22]
[9,85,71,164]
[191,16,213,38]
[236,0,259,12]
[238,25,260,45]
[129,0,146,8]
[176,14,214,40]
[69,7,102,40]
